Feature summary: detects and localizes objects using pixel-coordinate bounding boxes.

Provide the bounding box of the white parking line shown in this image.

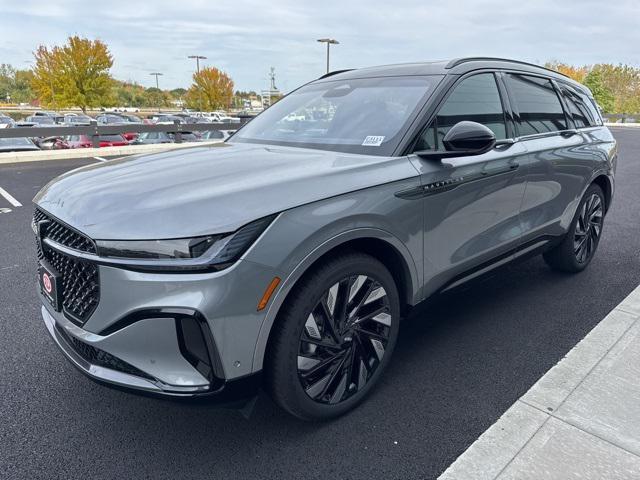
[93,156,108,162]
[0,186,22,207]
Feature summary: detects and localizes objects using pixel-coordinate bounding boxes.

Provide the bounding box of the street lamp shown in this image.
[150,72,163,112]
[317,38,339,74]
[188,55,207,112]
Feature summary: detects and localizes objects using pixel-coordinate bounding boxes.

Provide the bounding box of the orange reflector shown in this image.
[257,277,281,311]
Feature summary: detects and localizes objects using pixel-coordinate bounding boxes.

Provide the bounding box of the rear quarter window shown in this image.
[506,74,567,136]
[559,85,596,128]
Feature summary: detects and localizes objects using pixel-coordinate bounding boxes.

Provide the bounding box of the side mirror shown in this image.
[415,121,496,160]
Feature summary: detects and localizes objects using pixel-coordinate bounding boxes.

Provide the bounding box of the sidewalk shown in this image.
[440,285,640,479]
[0,139,224,165]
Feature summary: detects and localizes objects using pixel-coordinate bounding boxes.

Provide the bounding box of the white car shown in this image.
[0,114,15,128]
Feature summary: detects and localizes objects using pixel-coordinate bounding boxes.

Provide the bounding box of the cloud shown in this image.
[1,0,639,91]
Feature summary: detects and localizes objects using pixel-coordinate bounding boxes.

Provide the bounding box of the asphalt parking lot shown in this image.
[1,128,639,480]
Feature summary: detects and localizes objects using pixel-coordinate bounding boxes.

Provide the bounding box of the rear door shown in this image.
[503,73,591,247]
[407,72,529,297]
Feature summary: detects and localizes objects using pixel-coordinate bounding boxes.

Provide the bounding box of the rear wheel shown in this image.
[266,252,400,421]
[543,184,605,273]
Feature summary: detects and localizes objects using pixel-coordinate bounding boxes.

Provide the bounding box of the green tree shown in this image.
[186,67,234,111]
[584,69,615,113]
[112,80,148,107]
[590,64,640,113]
[143,87,171,109]
[32,36,114,112]
[0,64,35,104]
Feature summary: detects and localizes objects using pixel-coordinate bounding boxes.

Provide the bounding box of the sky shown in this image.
[1,0,639,93]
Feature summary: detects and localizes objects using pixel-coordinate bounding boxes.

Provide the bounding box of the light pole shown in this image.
[317,38,339,74]
[150,72,163,112]
[188,55,207,112]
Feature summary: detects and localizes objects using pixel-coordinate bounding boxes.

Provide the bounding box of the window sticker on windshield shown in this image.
[362,135,385,146]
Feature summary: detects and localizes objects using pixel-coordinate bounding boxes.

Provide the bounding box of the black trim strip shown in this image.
[395,163,519,199]
[438,234,561,293]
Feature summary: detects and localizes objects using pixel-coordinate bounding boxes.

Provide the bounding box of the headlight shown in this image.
[95,215,276,272]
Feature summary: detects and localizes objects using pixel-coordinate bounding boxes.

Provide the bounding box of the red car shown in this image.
[65,134,129,148]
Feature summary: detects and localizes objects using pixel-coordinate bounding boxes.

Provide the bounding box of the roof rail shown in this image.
[318,69,354,79]
[445,57,569,78]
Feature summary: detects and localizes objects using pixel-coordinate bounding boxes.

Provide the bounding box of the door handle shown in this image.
[561,129,579,138]
[494,138,516,150]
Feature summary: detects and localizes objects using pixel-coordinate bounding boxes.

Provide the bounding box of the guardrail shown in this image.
[0,119,248,148]
[603,113,638,123]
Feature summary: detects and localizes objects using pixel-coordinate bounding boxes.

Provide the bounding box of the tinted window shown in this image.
[560,85,595,128]
[507,74,567,135]
[415,73,506,151]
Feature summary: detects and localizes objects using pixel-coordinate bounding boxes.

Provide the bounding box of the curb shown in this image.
[0,140,225,165]
[439,285,640,479]
[606,123,640,128]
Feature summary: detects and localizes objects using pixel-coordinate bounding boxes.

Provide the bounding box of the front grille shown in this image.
[34,208,96,254]
[34,208,100,324]
[55,324,155,381]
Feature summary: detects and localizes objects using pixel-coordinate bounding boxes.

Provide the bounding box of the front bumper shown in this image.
[41,305,261,403]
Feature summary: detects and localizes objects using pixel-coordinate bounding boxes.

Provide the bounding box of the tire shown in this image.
[543,184,605,273]
[266,252,400,421]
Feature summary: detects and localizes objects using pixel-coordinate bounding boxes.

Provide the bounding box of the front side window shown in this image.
[415,73,507,151]
[507,74,567,136]
[232,75,440,156]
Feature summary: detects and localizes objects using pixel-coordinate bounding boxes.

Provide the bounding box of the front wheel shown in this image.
[266,252,400,421]
[543,184,605,273]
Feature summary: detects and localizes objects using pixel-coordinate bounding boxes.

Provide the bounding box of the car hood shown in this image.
[34,142,419,239]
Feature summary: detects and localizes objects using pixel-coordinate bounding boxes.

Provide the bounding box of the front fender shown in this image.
[249,226,420,373]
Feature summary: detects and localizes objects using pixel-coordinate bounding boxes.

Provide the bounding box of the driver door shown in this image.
[407,73,529,297]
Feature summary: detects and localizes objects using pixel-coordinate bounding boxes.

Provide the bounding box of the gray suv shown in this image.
[34,58,616,420]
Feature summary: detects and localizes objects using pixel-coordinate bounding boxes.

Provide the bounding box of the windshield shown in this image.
[232,75,439,155]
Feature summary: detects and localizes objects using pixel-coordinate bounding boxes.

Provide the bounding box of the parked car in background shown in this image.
[0,137,39,152]
[32,111,64,123]
[96,114,139,141]
[24,116,57,126]
[168,131,200,142]
[64,114,93,125]
[131,132,173,144]
[116,113,143,124]
[0,114,15,128]
[65,134,129,148]
[35,136,70,150]
[152,114,185,125]
[200,129,231,141]
[96,114,127,125]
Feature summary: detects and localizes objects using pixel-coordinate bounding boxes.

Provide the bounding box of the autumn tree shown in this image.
[186,67,234,111]
[32,36,114,112]
[545,61,589,83]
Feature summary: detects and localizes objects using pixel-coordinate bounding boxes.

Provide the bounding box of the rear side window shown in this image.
[415,73,506,151]
[507,74,567,136]
[560,85,595,128]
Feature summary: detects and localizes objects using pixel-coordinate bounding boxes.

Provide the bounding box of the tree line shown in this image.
[545,61,640,114]
[2,36,638,114]
[0,36,235,112]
